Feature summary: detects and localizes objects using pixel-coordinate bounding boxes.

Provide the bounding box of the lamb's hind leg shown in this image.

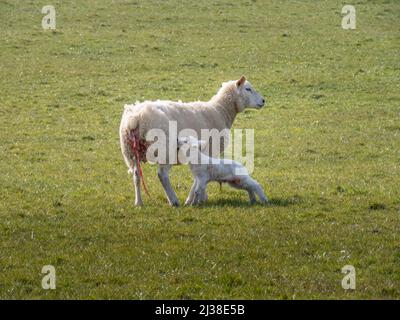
[158,164,180,207]
[227,180,256,204]
[247,190,257,204]
[229,177,268,204]
[247,178,268,204]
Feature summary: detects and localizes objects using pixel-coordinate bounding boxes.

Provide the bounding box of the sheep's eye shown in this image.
[245,88,252,92]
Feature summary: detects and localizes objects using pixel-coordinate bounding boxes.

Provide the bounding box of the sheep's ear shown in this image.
[236,75,246,87]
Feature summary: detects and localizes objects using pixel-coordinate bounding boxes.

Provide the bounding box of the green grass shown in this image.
[0,0,399,299]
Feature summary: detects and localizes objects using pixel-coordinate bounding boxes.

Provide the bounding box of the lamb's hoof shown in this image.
[170,201,180,207]
[135,202,143,207]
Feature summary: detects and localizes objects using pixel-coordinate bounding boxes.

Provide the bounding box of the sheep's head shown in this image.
[235,76,266,111]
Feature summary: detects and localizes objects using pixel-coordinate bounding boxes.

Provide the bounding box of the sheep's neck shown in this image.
[211,97,238,129]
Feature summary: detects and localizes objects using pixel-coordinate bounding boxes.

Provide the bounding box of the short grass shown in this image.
[0,0,399,299]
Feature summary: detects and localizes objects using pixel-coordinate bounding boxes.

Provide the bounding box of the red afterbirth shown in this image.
[128,129,150,196]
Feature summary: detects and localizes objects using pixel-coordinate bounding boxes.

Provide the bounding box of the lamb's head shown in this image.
[177,136,207,164]
[177,136,206,151]
[235,76,265,111]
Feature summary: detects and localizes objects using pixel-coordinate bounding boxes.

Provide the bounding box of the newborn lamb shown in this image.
[178,136,268,205]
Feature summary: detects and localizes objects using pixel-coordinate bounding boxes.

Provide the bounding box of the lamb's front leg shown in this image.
[185,179,198,205]
[157,164,180,206]
[192,179,207,205]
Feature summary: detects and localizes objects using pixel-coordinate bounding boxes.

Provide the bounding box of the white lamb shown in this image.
[119,76,266,206]
[177,136,268,205]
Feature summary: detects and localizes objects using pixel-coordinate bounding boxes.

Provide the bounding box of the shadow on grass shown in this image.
[198,195,302,208]
[268,196,302,207]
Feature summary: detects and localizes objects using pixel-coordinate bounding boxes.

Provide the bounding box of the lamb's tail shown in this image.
[120,116,150,196]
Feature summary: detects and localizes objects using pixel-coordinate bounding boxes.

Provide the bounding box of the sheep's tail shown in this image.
[120,114,150,197]
[127,129,150,197]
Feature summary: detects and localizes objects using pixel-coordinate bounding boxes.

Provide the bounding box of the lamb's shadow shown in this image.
[198,196,302,208]
[267,196,302,207]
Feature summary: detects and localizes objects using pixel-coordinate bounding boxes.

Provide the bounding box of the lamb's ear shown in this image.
[236,75,246,87]
[177,137,186,147]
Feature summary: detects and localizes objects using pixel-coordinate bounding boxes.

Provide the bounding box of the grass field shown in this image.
[0,0,399,299]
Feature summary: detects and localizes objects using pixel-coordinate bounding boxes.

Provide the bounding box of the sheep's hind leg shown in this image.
[132,166,143,206]
[158,164,180,207]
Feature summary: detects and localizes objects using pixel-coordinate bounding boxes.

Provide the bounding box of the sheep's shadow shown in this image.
[197,196,302,208]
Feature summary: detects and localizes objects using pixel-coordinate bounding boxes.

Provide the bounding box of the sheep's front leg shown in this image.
[185,179,198,205]
[158,165,180,206]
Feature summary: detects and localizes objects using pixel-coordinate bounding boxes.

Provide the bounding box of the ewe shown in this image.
[177,136,268,205]
[120,76,266,206]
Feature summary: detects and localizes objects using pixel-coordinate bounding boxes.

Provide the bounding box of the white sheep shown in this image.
[119,76,266,206]
[177,136,268,205]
